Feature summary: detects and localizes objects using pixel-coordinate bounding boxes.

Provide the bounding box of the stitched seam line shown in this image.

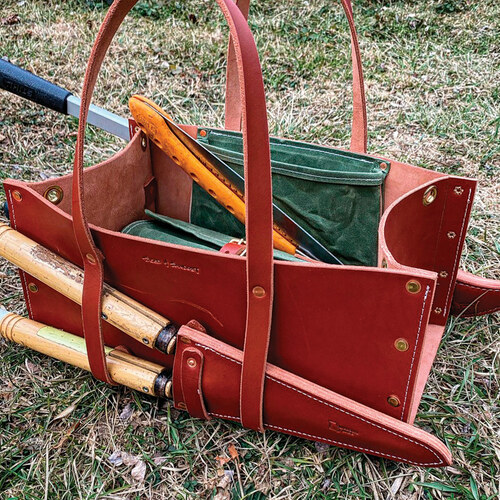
[458,283,500,292]
[194,342,443,465]
[400,285,431,420]
[208,412,441,467]
[7,190,33,318]
[207,131,376,167]
[444,188,472,315]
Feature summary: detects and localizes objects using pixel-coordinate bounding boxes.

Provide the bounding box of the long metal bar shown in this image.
[66,95,130,140]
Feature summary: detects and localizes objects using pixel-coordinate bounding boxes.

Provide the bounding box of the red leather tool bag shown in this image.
[3,0,498,466]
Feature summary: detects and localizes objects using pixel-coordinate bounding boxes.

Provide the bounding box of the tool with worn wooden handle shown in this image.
[0,308,172,398]
[129,95,344,265]
[0,223,178,353]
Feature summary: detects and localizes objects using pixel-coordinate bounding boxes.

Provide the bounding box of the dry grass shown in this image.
[0,0,499,498]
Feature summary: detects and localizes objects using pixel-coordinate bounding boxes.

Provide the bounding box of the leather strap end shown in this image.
[176,347,211,420]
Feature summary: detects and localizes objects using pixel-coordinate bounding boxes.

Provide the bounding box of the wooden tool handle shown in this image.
[0,223,177,352]
[129,96,297,256]
[0,309,172,397]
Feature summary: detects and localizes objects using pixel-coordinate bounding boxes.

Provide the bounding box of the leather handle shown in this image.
[451,270,500,317]
[225,0,368,154]
[71,0,274,430]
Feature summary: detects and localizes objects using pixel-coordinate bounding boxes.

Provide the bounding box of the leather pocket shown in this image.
[193,128,389,266]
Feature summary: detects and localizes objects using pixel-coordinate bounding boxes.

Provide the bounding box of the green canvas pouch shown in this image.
[122,210,301,262]
[191,128,389,266]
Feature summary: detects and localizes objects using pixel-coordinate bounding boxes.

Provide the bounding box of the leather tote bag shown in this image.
[3,0,499,466]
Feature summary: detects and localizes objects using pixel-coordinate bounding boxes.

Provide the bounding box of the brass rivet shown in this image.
[141,134,147,151]
[447,231,456,239]
[434,307,443,315]
[178,402,187,410]
[142,387,149,393]
[180,336,192,344]
[423,185,437,206]
[454,186,464,196]
[381,258,388,268]
[12,191,22,202]
[199,129,207,137]
[252,286,266,298]
[43,186,64,205]
[394,338,409,352]
[164,380,173,399]
[387,395,401,407]
[439,271,449,278]
[380,162,388,170]
[406,280,421,294]
[187,357,197,368]
[28,283,38,293]
[86,253,96,265]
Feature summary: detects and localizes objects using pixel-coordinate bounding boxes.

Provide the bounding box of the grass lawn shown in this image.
[0,0,499,498]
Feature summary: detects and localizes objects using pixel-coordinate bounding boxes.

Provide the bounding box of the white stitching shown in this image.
[7,190,33,318]
[444,188,472,315]
[208,131,376,166]
[400,285,431,420]
[207,412,442,466]
[7,190,17,229]
[194,342,444,466]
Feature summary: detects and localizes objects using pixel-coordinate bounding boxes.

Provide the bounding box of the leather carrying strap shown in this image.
[451,270,500,317]
[72,0,274,430]
[225,0,368,154]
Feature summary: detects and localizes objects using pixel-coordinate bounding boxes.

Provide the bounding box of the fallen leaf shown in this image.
[24,359,40,374]
[215,456,231,467]
[153,454,167,466]
[121,451,139,466]
[108,450,124,466]
[0,381,14,400]
[2,14,20,25]
[130,460,147,483]
[119,402,134,421]
[217,470,234,489]
[214,492,230,500]
[228,443,239,460]
[52,404,77,423]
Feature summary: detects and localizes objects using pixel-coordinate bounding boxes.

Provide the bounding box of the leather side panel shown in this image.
[27,133,152,232]
[380,176,476,324]
[4,178,438,422]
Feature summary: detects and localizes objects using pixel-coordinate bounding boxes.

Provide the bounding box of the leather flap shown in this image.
[172,325,452,467]
[173,346,211,421]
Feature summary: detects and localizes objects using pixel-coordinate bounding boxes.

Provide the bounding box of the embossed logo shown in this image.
[328,421,359,436]
[142,256,200,274]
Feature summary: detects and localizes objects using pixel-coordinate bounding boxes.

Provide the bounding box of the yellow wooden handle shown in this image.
[0,309,171,397]
[0,223,175,351]
[129,95,297,256]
